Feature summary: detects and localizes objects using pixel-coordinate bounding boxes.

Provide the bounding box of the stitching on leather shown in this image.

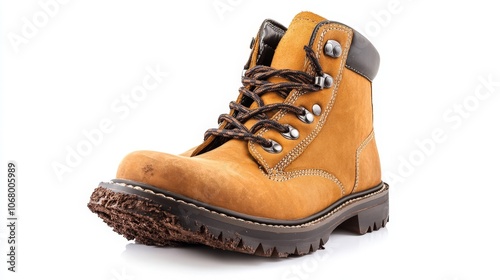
[249,24,353,173]
[293,17,322,25]
[248,88,304,171]
[274,25,353,170]
[353,130,375,193]
[266,22,286,35]
[108,181,386,228]
[345,64,372,82]
[259,167,345,195]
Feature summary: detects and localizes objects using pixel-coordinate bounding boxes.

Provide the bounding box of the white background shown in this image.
[1,0,500,279]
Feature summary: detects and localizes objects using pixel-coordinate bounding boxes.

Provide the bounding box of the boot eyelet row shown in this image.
[262,139,283,154]
[264,104,321,153]
[281,124,300,140]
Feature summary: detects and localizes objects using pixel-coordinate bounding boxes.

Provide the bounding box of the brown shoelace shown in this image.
[204,46,326,148]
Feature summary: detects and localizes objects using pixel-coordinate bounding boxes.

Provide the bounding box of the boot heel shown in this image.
[339,198,389,235]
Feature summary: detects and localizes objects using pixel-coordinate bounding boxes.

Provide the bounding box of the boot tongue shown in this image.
[270,11,326,71]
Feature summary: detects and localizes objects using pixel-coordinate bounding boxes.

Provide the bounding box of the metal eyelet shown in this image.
[314,73,333,89]
[297,107,314,124]
[262,140,282,153]
[281,125,300,140]
[312,104,322,116]
[324,40,342,58]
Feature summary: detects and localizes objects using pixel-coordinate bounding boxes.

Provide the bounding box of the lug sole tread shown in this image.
[88,185,389,258]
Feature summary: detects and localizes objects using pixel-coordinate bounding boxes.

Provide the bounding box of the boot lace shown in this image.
[204,46,328,149]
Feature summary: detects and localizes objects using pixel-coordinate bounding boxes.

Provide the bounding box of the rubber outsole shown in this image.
[88,180,389,257]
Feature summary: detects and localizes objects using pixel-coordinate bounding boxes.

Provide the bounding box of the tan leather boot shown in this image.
[88,11,388,257]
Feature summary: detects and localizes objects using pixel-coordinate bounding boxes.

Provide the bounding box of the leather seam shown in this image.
[259,167,345,195]
[249,24,353,173]
[345,64,372,82]
[110,181,386,228]
[266,22,286,35]
[274,25,353,170]
[248,95,305,171]
[292,17,322,25]
[353,130,375,193]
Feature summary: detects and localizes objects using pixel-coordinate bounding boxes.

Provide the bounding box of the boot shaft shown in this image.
[196,12,381,194]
